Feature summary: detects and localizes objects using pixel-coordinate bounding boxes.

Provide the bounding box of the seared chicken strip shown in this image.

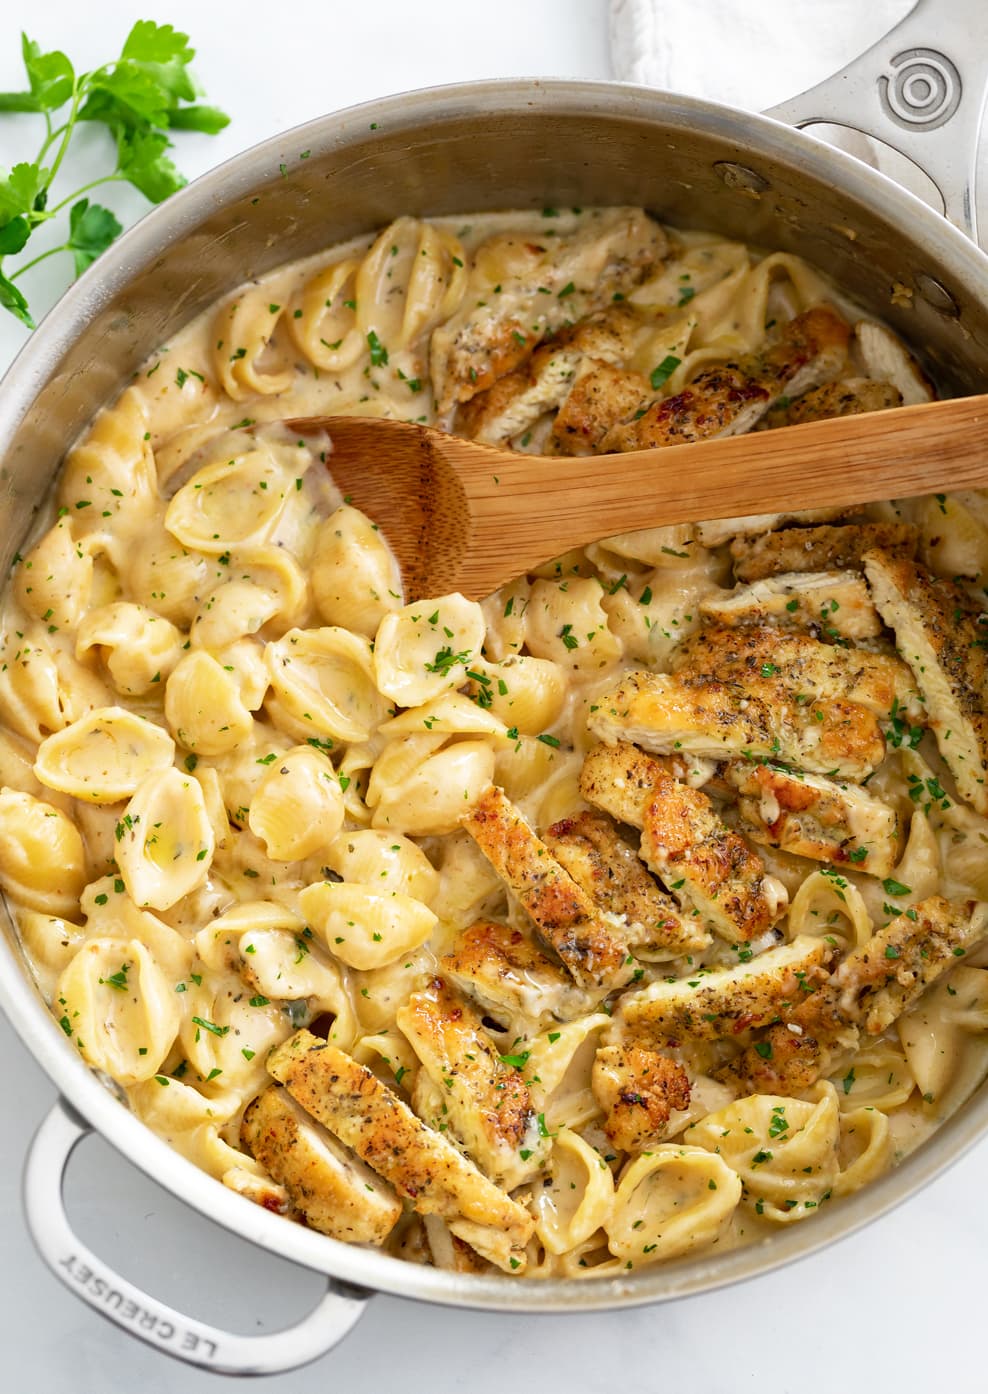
[460,306,643,445]
[432,209,665,415]
[242,1086,402,1244]
[544,810,711,959]
[854,321,934,405]
[696,506,850,549]
[715,980,858,1095]
[397,977,544,1190]
[731,521,918,584]
[587,669,886,781]
[592,1042,691,1151]
[578,740,788,943]
[864,550,988,816]
[726,761,900,879]
[672,625,922,721]
[268,1031,534,1272]
[764,376,901,427]
[834,895,988,1035]
[462,785,633,991]
[699,570,882,641]
[550,361,652,455]
[601,305,850,453]
[617,935,833,1041]
[722,896,988,1092]
[440,919,596,1028]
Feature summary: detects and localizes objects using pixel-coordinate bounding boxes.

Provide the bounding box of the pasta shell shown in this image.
[0,626,66,743]
[605,1146,741,1264]
[325,829,440,904]
[165,650,254,756]
[14,518,93,631]
[356,217,467,351]
[0,789,86,916]
[380,689,508,740]
[526,579,621,673]
[265,626,386,744]
[685,1083,841,1223]
[179,973,289,1094]
[310,506,403,638]
[368,737,495,836]
[16,909,86,995]
[299,879,437,970]
[165,447,293,554]
[287,256,365,371]
[481,577,531,660]
[248,745,346,860]
[34,707,175,803]
[56,937,182,1083]
[115,767,215,910]
[122,524,214,627]
[373,594,485,707]
[834,1106,892,1196]
[57,388,158,549]
[213,289,293,399]
[190,579,283,650]
[534,1128,616,1256]
[76,602,184,697]
[194,899,303,970]
[238,927,346,1012]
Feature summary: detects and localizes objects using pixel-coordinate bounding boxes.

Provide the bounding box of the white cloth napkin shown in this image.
[609,0,911,111]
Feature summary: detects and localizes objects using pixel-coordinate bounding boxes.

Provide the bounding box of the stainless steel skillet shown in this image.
[1,0,987,1374]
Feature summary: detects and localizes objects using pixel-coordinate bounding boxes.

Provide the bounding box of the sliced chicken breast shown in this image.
[462,785,633,991]
[601,305,850,453]
[699,570,882,641]
[431,209,665,414]
[544,810,711,959]
[864,549,988,816]
[550,361,652,455]
[440,919,594,1028]
[726,761,900,878]
[591,1041,691,1151]
[587,669,886,781]
[577,740,788,943]
[397,977,544,1190]
[617,935,833,1040]
[731,521,918,583]
[765,376,901,427]
[242,1085,402,1245]
[267,1030,534,1273]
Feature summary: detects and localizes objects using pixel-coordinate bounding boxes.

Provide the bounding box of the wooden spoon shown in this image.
[289,395,988,599]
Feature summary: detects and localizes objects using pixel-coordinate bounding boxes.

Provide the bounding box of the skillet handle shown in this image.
[766,0,988,248]
[23,1098,370,1376]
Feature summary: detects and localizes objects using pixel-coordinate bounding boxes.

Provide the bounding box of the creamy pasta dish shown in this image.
[4,205,988,1278]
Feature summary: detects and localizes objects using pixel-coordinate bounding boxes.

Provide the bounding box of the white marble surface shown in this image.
[1,3,987,1390]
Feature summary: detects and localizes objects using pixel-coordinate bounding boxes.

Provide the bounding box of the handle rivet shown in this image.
[713,161,770,194]
[915,272,961,317]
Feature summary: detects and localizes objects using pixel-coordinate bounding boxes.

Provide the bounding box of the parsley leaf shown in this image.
[67,199,122,275]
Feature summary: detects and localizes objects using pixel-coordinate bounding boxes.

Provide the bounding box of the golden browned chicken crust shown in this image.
[592,1042,691,1151]
[397,977,542,1190]
[835,895,988,1035]
[765,376,901,428]
[267,1030,534,1273]
[672,624,921,720]
[722,897,988,1091]
[864,550,988,816]
[431,210,665,414]
[726,761,900,878]
[617,935,833,1041]
[241,1086,403,1244]
[587,668,886,781]
[601,305,850,453]
[577,740,787,943]
[544,810,711,958]
[699,571,882,641]
[550,361,652,455]
[731,521,918,584]
[440,919,592,1026]
[462,784,633,991]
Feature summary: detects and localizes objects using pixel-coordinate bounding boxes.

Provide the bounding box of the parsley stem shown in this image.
[44,82,83,189]
[9,243,72,280]
[48,173,123,217]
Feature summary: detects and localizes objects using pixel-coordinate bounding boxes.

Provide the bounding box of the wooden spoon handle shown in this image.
[459,394,988,583]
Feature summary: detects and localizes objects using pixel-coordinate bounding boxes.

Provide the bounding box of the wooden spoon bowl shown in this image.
[290,396,988,599]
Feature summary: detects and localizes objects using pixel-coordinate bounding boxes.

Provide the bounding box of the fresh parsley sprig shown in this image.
[0,21,229,327]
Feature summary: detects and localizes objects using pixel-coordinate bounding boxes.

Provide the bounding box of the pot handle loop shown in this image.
[23,1098,370,1375]
[766,0,988,248]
